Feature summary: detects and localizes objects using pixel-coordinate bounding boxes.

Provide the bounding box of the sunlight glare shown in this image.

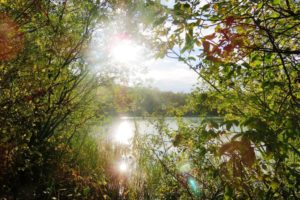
[119,161,128,173]
[114,120,134,144]
[110,39,140,63]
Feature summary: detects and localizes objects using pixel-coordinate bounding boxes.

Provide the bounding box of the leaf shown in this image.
[153,16,167,26]
[202,4,210,11]
[173,133,182,147]
[202,40,210,53]
[271,182,279,190]
[204,33,216,40]
[224,16,235,26]
[187,56,196,61]
[272,0,281,5]
[224,186,233,200]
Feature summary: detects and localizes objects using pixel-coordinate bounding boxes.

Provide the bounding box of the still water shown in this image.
[106,116,197,144]
[99,116,244,192]
[100,116,241,145]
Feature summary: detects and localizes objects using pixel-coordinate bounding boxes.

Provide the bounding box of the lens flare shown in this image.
[187,177,201,197]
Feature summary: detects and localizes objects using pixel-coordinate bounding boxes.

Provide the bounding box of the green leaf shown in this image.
[272,0,281,5]
[202,4,210,11]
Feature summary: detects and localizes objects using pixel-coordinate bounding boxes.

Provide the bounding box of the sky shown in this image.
[87,0,201,93]
[88,31,199,93]
[139,0,212,93]
[137,0,199,93]
[161,0,175,8]
[137,0,212,93]
[142,57,198,93]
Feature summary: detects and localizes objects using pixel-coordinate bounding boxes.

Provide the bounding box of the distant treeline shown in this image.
[98,85,218,116]
[126,87,187,116]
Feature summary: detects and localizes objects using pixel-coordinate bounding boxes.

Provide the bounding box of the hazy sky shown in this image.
[142,0,198,93]
[88,0,200,93]
[143,0,213,93]
[143,57,198,93]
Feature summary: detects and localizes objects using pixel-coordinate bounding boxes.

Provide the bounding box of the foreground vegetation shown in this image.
[0,0,299,199]
[134,0,300,199]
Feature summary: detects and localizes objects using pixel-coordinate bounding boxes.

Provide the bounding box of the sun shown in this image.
[109,39,140,63]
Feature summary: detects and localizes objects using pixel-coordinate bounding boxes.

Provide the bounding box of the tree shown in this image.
[0,0,118,198]
[133,0,300,199]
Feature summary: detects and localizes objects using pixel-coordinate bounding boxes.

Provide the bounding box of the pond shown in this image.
[95,116,246,183]
[99,116,241,145]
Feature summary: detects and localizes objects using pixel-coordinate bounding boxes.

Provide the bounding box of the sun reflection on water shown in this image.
[114,120,134,145]
[119,160,128,173]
